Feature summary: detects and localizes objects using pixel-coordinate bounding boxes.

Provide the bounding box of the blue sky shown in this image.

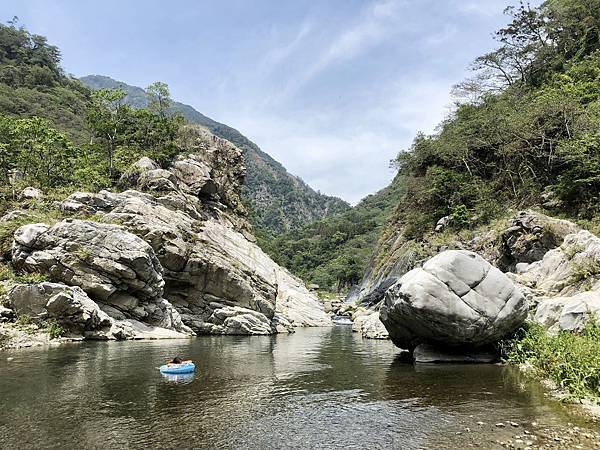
[2,0,530,203]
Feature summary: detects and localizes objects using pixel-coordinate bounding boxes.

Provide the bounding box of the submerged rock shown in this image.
[380,250,527,350]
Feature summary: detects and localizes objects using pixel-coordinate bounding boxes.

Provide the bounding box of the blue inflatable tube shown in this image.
[159,362,195,374]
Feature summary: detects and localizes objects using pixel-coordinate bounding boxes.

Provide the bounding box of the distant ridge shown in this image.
[80,75,350,235]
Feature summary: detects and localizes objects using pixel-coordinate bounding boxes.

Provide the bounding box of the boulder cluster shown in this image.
[353,210,600,362]
[0,128,330,343]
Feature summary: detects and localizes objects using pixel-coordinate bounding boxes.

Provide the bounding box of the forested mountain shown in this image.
[257,0,600,293]
[80,75,350,235]
[0,21,90,142]
[260,174,404,291]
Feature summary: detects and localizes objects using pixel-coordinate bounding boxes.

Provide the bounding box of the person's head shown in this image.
[172,357,182,364]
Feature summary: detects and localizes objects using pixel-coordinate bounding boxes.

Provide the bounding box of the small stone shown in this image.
[509,421,519,427]
[496,423,506,427]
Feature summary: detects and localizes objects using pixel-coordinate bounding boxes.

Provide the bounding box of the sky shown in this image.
[2,0,528,204]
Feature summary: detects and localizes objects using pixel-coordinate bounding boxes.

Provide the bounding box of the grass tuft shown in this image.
[506,321,600,402]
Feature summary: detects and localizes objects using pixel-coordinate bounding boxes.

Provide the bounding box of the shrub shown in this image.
[570,257,600,283]
[0,332,8,349]
[16,314,31,326]
[44,321,64,339]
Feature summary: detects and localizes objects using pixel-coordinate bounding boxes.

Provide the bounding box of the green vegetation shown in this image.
[388,0,600,239]
[250,1,600,292]
[0,18,90,141]
[0,332,8,349]
[16,313,31,326]
[44,320,64,339]
[260,175,404,291]
[507,322,600,402]
[0,21,184,198]
[80,75,350,235]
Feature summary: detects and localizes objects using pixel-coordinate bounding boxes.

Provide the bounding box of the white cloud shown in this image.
[260,21,314,69]
[227,75,457,204]
[272,0,407,103]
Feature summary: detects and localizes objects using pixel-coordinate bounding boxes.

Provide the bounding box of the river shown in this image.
[0,326,597,449]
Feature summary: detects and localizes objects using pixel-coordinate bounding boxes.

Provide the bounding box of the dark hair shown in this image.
[172,357,182,364]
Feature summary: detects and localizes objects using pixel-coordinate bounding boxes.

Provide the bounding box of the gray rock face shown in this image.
[352,311,389,339]
[380,250,527,350]
[6,282,191,340]
[10,220,190,334]
[9,128,330,336]
[534,291,600,333]
[0,305,14,322]
[498,210,580,271]
[8,283,113,334]
[19,187,43,201]
[12,220,164,303]
[512,229,600,333]
[517,230,600,296]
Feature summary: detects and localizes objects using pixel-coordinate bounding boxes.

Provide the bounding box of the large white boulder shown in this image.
[380,250,527,349]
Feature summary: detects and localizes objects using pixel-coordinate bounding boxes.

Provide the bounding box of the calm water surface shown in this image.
[0,326,596,449]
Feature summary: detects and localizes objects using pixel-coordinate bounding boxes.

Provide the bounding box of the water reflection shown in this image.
[0,327,595,449]
[160,372,195,384]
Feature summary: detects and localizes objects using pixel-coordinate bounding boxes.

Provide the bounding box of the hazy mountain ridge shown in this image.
[80,75,350,235]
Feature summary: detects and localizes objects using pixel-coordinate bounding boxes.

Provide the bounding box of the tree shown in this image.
[86,88,129,178]
[147,81,171,118]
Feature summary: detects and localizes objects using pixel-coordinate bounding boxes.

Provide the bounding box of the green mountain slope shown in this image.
[80,75,350,235]
[0,24,90,142]
[256,0,600,295]
[260,173,405,291]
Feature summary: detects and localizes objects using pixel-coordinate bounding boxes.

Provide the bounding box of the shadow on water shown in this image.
[0,327,596,449]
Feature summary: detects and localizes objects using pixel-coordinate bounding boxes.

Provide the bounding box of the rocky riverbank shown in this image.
[0,127,330,349]
[348,210,600,371]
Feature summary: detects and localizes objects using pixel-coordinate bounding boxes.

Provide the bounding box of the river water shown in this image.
[0,326,597,449]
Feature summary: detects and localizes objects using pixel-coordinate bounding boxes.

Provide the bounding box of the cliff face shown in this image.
[1,127,330,343]
[79,75,350,235]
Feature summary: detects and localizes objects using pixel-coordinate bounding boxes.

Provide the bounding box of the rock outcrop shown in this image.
[6,127,329,338]
[352,311,389,339]
[380,250,527,350]
[516,230,600,296]
[514,229,600,332]
[497,210,580,272]
[5,282,187,340]
[534,291,600,333]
